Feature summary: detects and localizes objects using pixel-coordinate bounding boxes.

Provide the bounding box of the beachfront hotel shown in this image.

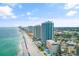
[41,21,54,44]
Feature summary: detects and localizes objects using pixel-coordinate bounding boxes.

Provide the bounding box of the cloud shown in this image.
[26,12,31,16]
[64,3,79,17]
[66,10,77,16]
[4,3,17,7]
[64,2,79,10]
[64,3,78,9]
[0,5,17,19]
[0,6,13,16]
[4,3,23,9]
[11,15,17,19]
[64,1,79,10]
[75,6,79,9]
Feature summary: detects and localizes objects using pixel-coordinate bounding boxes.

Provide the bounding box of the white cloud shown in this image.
[5,3,17,7]
[64,3,79,17]
[64,3,78,9]
[0,6,13,16]
[11,15,17,19]
[64,0,79,9]
[4,3,22,9]
[0,5,17,19]
[20,12,31,17]
[75,6,79,9]
[26,12,31,16]
[66,10,77,16]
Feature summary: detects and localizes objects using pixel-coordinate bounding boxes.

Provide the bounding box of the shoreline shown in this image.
[16,27,44,56]
[17,28,29,56]
[16,28,23,56]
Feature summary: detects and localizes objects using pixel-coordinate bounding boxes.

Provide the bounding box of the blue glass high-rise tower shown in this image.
[41,21,54,43]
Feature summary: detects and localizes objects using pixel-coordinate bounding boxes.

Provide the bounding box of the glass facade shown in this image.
[41,21,54,43]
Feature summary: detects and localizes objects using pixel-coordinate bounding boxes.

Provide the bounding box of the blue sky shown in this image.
[0,3,79,27]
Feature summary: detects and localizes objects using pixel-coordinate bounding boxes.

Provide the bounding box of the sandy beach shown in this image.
[17,28,44,56]
[17,28,29,56]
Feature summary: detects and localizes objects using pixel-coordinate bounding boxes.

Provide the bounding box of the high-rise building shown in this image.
[33,25,41,40]
[27,26,34,33]
[41,21,54,43]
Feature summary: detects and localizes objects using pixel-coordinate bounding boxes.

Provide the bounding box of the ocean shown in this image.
[0,27,20,56]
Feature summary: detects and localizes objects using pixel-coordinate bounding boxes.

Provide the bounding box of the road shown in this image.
[18,28,44,56]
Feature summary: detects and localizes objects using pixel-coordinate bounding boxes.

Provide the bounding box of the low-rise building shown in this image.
[46,40,61,56]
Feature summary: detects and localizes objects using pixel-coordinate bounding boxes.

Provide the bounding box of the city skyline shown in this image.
[0,3,79,27]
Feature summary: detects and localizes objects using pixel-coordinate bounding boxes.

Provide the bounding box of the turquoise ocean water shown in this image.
[0,27,20,56]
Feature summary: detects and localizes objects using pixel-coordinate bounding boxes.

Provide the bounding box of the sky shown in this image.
[0,3,79,27]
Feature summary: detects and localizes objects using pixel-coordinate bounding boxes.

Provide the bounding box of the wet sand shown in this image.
[17,29,29,56]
